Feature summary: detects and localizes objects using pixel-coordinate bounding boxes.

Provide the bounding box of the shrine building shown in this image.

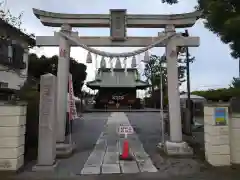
[86,58,149,109]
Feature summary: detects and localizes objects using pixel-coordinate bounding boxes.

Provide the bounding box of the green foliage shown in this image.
[16,79,40,161]
[0,1,34,38]
[192,87,240,102]
[28,54,87,96]
[230,77,240,88]
[144,52,194,92]
[197,0,240,58]
[0,1,22,28]
[161,0,178,4]
[192,77,240,102]
[143,55,167,89]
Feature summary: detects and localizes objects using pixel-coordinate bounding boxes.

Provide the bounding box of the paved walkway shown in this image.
[81,112,157,174]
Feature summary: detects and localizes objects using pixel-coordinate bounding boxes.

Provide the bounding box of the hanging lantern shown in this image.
[177,46,186,55]
[95,70,101,80]
[124,57,128,76]
[131,56,137,68]
[94,54,98,77]
[135,70,140,81]
[100,56,106,68]
[109,57,114,76]
[161,54,166,62]
[8,45,13,58]
[115,57,122,68]
[142,51,150,63]
[86,51,92,63]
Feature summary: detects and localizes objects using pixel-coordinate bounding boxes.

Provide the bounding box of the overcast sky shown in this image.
[4,0,238,92]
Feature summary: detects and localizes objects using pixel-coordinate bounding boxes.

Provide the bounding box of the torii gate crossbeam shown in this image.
[33,8,202,28]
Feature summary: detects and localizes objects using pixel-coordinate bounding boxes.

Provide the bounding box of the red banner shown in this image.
[68,74,78,120]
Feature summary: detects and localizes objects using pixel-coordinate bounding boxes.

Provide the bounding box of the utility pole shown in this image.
[183,29,192,135]
[159,60,165,144]
[239,58,240,78]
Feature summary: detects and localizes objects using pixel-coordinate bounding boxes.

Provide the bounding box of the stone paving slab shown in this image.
[81,166,101,175]
[103,152,119,164]
[138,159,158,172]
[84,151,105,167]
[133,152,150,162]
[101,164,121,174]
[120,161,139,173]
[94,142,106,151]
[106,145,118,153]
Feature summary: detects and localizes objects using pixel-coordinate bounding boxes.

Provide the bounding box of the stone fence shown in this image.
[0,101,27,171]
[204,98,240,166]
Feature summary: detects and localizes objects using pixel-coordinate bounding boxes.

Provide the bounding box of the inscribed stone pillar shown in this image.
[56,24,71,142]
[36,73,57,168]
[229,97,240,164]
[165,25,182,142]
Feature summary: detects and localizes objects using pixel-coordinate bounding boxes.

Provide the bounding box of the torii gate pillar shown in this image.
[165,25,182,142]
[161,25,193,155]
[55,24,74,155]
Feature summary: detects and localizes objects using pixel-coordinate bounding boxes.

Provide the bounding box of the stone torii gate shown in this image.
[33,8,200,155]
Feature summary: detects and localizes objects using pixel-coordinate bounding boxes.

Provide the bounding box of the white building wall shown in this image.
[0,49,28,90]
[0,66,26,90]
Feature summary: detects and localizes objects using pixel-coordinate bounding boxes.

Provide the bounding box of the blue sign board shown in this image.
[214,107,227,126]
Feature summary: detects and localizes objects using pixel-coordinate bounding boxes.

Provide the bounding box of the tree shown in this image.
[162,0,240,59]
[143,49,195,107]
[143,52,194,107]
[0,1,22,27]
[143,55,166,96]
[143,55,167,107]
[231,77,240,88]
[28,54,87,96]
[0,1,34,38]
[69,57,87,96]
[199,1,240,59]
[161,0,178,4]
[144,52,194,92]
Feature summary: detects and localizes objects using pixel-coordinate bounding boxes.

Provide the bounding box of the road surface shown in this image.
[15,112,240,180]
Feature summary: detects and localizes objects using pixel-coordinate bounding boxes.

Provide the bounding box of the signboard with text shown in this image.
[118,125,134,135]
[110,9,126,41]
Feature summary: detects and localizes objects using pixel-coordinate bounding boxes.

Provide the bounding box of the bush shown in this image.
[192,88,240,102]
[17,79,40,162]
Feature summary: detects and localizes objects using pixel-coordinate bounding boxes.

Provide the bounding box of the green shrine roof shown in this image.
[86,68,149,89]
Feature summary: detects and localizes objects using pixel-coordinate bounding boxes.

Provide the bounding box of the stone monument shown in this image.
[32,73,57,171]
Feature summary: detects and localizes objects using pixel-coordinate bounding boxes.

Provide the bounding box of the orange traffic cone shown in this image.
[119,139,133,161]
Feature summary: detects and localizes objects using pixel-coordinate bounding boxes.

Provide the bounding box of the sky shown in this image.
[3,0,239,93]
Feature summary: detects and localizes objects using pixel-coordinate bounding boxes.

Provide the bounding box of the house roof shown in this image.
[86,68,149,89]
[0,19,35,46]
